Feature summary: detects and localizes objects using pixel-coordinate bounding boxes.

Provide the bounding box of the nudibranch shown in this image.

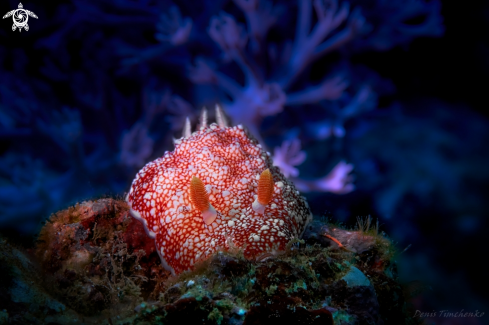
[126,107,313,275]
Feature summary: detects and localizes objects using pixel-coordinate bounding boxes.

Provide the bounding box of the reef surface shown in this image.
[0,198,421,324]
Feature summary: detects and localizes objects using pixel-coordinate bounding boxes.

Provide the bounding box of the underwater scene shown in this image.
[0,0,488,324]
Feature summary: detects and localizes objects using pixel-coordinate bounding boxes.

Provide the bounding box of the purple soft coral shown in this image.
[188,0,369,151]
[273,139,307,178]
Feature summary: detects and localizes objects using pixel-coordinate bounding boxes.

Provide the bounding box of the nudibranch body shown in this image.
[126,122,312,275]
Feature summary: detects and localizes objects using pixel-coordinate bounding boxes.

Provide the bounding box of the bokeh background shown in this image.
[1,0,488,323]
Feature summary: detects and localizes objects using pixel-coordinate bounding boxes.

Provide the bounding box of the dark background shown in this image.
[0,1,488,324]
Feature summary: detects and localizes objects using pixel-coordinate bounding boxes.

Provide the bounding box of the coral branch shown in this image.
[120,122,154,169]
[188,58,245,98]
[315,7,368,57]
[341,85,376,120]
[286,75,349,105]
[310,0,350,47]
[273,139,307,178]
[233,0,283,53]
[207,12,248,54]
[155,6,192,46]
[279,0,355,89]
[293,161,355,193]
[295,0,313,49]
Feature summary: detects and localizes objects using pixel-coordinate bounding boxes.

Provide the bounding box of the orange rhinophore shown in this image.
[257,169,274,205]
[190,176,217,225]
[252,168,274,214]
[190,176,210,212]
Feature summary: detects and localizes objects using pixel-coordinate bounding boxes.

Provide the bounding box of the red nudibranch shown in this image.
[126,108,312,275]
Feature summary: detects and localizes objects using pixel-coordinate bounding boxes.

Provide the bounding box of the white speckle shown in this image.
[150,208,156,216]
[151,200,155,207]
[205,184,213,192]
[153,226,158,231]
[187,280,195,287]
[222,191,230,197]
[240,178,248,184]
[270,236,274,242]
[144,193,152,200]
[253,235,260,242]
[228,220,235,227]
[165,216,171,223]
[276,182,284,188]
[271,203,277,209]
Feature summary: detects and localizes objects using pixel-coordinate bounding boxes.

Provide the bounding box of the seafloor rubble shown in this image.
[0,198,421,324]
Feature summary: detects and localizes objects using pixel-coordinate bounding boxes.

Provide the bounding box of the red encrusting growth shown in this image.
[126,123,312,275]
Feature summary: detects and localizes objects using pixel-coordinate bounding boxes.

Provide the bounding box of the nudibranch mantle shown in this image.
[126,123,312,275]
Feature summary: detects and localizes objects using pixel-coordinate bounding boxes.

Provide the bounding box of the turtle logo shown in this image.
[3,3,38,32]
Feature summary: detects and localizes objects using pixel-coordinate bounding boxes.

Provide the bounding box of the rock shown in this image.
[341,266,372,287]
[0,199,420,324]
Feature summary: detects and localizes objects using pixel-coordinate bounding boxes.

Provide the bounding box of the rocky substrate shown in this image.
[0,198,421,325]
